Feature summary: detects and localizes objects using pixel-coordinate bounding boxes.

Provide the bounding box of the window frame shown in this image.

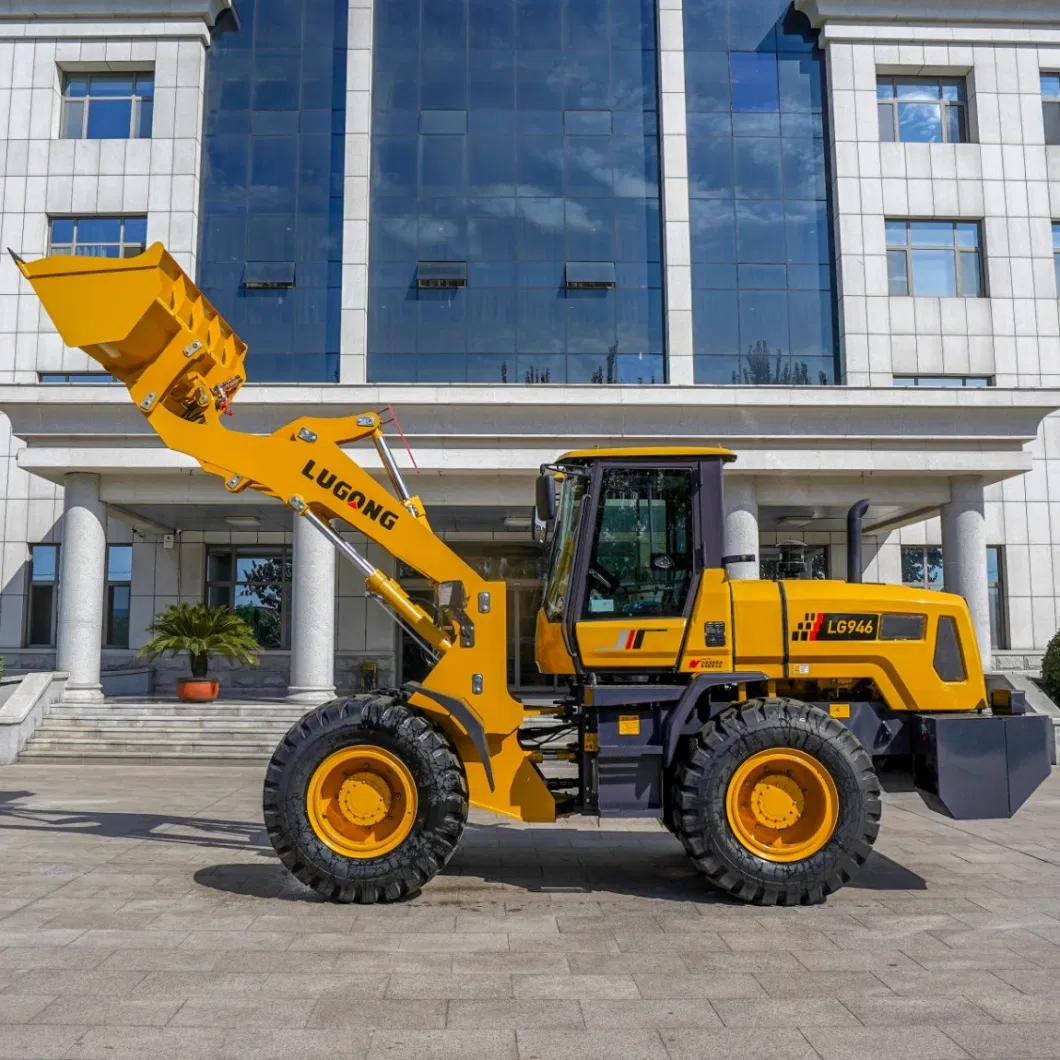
[48,216,148,259]
[104,544,133,650]
[204,546,292,650]
[1042,73,1060,146]
[24,544,60,648]
[885,220,985,298]
[901,545,945,592]
[60,70,155,141]
[986,545,1008,651]
[893,376,993,387]
[876,75,969,144]
[579,466,698,621]
[1053,222,1060,294]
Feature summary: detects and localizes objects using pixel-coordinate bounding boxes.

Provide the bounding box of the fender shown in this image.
[403,680,495,790]
[662,672,769,766]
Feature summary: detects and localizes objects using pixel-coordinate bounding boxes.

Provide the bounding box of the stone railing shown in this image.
[0,672,68,764]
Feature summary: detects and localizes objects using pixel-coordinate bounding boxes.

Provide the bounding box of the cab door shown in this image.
[572,464,699,671]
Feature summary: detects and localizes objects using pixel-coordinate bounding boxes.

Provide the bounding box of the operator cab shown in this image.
[533,447,736,678]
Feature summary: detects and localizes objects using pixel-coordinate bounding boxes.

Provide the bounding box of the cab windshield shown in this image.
[542,474,586,620]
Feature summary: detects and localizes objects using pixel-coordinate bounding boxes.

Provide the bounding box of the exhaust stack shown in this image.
[846,499,870,584]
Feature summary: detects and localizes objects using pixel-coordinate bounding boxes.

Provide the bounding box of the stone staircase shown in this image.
[20,699,309,761]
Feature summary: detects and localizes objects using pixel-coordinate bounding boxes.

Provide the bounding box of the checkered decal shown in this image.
[792,611,824,643]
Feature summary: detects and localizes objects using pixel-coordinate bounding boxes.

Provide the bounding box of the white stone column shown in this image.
[657,0,694,385]
[724,477,759,580]
[55,474,106,702]
[941,476,992,674]
[287,512,337,704]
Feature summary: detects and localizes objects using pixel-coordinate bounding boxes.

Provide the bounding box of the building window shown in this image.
[25,545,59,648]
[61,72,154,140]
[901,545,944,591]
[48,217,148,259]
[1053,223,1060,291]
[987,546,1008,650]
[105,545,132,649]
[684,4,838,387]
[366,0,664,385]
[893,376,993,387]
[39,373,121,384]
[886,220,983,298]
[901,544,1007,649]
[877,76,968,143]
[205,547,291,650]
[1042,74,1060,145]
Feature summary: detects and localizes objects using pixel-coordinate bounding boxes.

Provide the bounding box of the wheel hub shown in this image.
[337,771,392,826]
[725,747,839,863]
[306,745,418,859]
[749,773,804,830]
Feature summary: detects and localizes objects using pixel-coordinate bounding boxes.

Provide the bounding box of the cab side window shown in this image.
[583,468,695,618]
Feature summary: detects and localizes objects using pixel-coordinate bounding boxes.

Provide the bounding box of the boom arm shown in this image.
[15,243,558,824]
[12,244,482,653]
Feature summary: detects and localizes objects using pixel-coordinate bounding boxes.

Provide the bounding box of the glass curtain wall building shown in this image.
[197,0,348,383]
[368,0,664,384]
[684,0,838,385]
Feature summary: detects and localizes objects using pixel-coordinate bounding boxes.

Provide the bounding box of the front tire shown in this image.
[672,698,881,906]
[263,694,468,903]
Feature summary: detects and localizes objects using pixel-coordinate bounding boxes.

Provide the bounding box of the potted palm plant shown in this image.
[139,603,261,702]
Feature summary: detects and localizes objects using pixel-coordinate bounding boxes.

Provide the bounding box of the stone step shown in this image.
[38,717,301,731]
[21,738,282,755]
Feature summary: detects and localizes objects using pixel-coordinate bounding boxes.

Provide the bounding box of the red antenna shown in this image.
[382,404,419,470]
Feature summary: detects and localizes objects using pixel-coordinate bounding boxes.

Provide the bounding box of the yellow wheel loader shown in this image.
[14,244,1053,906]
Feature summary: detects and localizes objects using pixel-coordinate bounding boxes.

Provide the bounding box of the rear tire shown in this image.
[671,698,880,905]
[263,694,468,903]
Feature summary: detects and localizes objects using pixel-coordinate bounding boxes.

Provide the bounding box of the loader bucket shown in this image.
[11,243,246,414]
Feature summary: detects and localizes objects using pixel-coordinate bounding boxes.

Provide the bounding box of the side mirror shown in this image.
[535,473,556,523]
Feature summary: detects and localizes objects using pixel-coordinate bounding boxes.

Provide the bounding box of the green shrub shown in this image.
[139,603,260,678]
[1041,629,1060,701]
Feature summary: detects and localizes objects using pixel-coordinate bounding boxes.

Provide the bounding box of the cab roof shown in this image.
[557,446,737,462]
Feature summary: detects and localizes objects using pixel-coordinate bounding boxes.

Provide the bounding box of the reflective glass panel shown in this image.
[368,0,664,384]
[686,0,837,385]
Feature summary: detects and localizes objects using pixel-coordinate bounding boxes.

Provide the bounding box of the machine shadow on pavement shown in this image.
[0,788,272,853]
[191,821,927,905]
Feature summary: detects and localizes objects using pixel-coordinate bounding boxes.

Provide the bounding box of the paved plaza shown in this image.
[0,764,1059,1058]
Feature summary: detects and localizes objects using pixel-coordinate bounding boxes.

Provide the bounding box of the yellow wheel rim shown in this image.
[307,746,418,859]
[725,748,838,863]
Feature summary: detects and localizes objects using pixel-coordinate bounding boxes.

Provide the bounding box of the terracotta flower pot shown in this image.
[177,678,221,703]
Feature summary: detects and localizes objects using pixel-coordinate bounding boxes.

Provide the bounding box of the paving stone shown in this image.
[941,1023,1060,1058]
[0,1024,88,1059]
[447,999,585,1028]
[385,973,513,999]
[3,970,147,996]
[753,970,892,998]
[579,999,721,1028]
[31,995,185,1026]
[129,971,268,997]
[367,1029,518,1059]
[0,995,56,1023]
[169,996,316,1029]
[801,1025,970,1060]
[306,998,447,1030]
[633,973,765,999]
[841,996,997,1025]
[659,1027,819,1060]
[515,1028,668,1059]
[962,992,1060,1023]
[512,974,639,999]
[712,997,860,1027]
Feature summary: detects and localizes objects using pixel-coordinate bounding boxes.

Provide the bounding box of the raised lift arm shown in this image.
[14,243,556,823]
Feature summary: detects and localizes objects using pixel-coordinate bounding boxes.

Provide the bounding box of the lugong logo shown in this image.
[301,460,400,529]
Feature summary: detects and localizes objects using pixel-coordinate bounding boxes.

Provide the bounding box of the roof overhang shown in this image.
[1,383,1054,487]
[795,0,1060,41]
[0,0,232,24]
